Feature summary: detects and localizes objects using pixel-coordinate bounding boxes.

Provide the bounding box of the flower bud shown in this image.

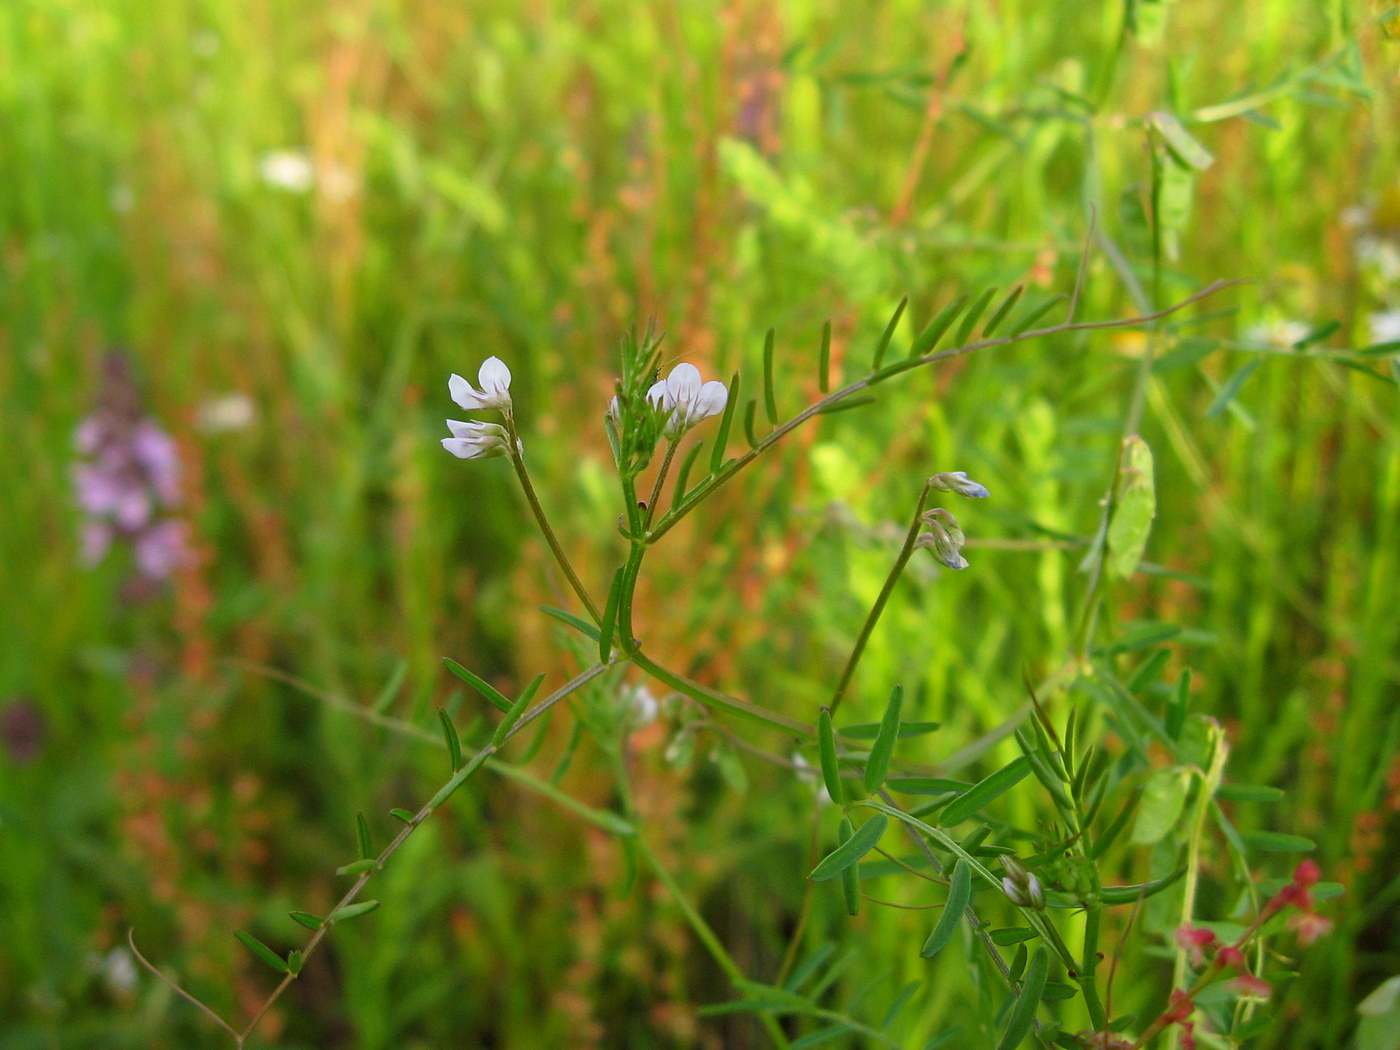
[930,471,990,499]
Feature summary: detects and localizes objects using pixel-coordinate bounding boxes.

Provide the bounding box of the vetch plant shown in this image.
[132,222,1334,1049]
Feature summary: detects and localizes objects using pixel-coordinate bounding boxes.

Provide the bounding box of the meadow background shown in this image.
[2,0,1399,1047]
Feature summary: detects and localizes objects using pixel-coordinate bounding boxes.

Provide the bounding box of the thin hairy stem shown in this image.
[828,480,934,718]
[127,931,243,1045]
[643,437,680,528]
[648,281,1236,546]
[505,425,602,622]
[636,837,793,1050]
[629,648,812,737]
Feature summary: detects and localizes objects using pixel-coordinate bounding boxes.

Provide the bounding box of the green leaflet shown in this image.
[818,708,844,804]
[863,684,903,792]
[921,859,970,958]
[838,818,860,915]
[940,756,1032,825]
[234,930,288,974]
[810,813,888,882]
[1106,436,1156,579]
[994,946,1048,1050]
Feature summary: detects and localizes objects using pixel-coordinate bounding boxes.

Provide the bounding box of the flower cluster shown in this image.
[443,357,515,460]
[646,363,727,438]
[914,472,988,570]
[72,352,189,582]
[1000,855,1045,909]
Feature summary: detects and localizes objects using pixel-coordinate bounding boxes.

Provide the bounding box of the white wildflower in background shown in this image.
[449,357,513,412]
[647,363,727,437]
[1369,309,1400,345]
[197,392,256,434]
[441,419,510,460]
[259,150,314,193]
[930,471,990,499]
[625,684,659,729]
[1245,319,1311,349]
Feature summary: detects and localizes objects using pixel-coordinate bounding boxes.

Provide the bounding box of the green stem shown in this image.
[505,422,602,623]
[629,649,812,737]
[829,480,934,717]
[637,837,792,1050]
[644,438,680,530]
[1080,906,1108,1032]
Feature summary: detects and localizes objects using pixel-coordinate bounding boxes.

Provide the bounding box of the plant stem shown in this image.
[636,836,793,1050]
[644,437,680,529]
[505,424,602,623]
[629,648,812,737]
[828,480,933,718]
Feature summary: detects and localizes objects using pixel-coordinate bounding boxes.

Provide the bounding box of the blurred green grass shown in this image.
[2,1,1398,1047]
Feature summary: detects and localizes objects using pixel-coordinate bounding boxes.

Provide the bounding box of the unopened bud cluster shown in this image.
[915,472,988,570]
[1000,855,1045,910]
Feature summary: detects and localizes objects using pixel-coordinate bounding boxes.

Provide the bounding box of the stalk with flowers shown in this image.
[131,226,1335,1049]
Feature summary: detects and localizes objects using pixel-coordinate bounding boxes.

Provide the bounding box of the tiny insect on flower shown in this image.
[449,357,514,413]
[646,363,727,437]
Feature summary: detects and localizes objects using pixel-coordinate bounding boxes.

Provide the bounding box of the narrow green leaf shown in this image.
[1009,294,1067,337]
[816,395,878,414]
[809,813,888,882]
[991,927,1039,946]
[1107,436,1156,579]
[286,949,303,975]
[234,931,289,974]
[709,372,741,473]
[953,286,998,346]
[539,606,601,642]
[982,285,1024,338]
[871,296,908,370]
[1093,622,1181,656]
[288,911,322,930]
[389,808,413,824]
[1127,649,1171,693]
[1042,983,1077,1001]
[743,398,760,447]
[838,818,861,916]
[598,567,624,662]
[819,320,832,392]
[994,946,1048,1050]
[817,708,843,804]
[1008,944,1028,983]
[921,859,970,958]
[371,660,407,714]
[1207,358,1260,418]
[443,658,512,712]
[331,899,381,922]
[839,721,940,740]
[439,709,462,771]
[863,684,903,792]
[940,756,1032,825]
[791,1024,853,1049]
[1090,786,1143,860]
[1293,320,1340,349]
[784,943,837,992]
[1215,784,1286,803]
[886,777,970,795]
[909,295,969,358]
[763,327,779,424]
[1098,865,1186,904]
[336,858,378,876]
[674,440,705,507]
[493,673,544,747]
[1150,111,1215,170]
[1242,831,1316,853]
[356,811,373,860]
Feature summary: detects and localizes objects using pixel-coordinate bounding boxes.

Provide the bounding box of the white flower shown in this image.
[441,419,510,459]
[197,393,256,434]
[915,517,969,570]
[1370,309,1400,345]
[646,363,727,437]
[259,150,314,193]
[930,471,990,499]
[449,357,513,412]
[1245,319,1310,349]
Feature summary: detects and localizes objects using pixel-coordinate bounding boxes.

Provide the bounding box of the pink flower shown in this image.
[1174,924,1218,966]
[1288,911,1333,946]
[1230,973,1272,1000]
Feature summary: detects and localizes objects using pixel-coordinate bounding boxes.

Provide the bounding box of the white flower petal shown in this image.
[478,356,512,397]
[666,363,701,405]
[690,380,728,422]
[646,379,671,409]
[449,373,490,411]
